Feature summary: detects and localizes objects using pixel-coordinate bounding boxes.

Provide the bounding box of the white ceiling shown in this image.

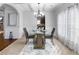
[29,3,60,12]
[12,3,61,12]
[0,3,61,12]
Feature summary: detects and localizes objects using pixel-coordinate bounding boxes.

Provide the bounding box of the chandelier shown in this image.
[34,3,44,18]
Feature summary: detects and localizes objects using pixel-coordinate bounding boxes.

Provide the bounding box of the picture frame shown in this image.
[8,13,17,26]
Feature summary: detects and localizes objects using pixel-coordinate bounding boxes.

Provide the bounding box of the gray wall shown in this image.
[1,4,24,39]
[23,11,56,36]
[4,5,19,39]
[23,11,37,36]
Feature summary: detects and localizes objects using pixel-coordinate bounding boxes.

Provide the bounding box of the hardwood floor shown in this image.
[0,39,16,51]
[51,37,78,55]
[0,36,78,55]
[0,36,26,55]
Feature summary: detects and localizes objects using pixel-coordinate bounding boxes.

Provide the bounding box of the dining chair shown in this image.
[23,27,29,44]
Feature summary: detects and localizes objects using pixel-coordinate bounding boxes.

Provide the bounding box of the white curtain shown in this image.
[74,4,79,52]
[69,4,79,50]
[68,6,75,49]
[58,4,79,52]
[64,8,69,45]
[58,9,69,42]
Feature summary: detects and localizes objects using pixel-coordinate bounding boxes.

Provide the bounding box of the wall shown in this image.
[44,11,56,36]
[18,11,23,38]
[3,4,56,39]
[23,11,37,36]
[49,11,58,37]
[23,11,55,36]
[3,5,21,39]
[50,3,75,38]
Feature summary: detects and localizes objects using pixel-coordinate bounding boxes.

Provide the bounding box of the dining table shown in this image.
[33,29,46,49]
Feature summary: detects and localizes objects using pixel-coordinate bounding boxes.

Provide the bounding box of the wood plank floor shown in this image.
[51,38,78,55]
[0,36,78,55]
[0,36,26,55]
[0,39,16,51]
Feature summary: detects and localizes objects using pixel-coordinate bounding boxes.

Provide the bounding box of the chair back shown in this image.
[23,28,28,39]
[51,28,55,37]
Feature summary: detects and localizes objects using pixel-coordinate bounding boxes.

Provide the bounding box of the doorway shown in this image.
[37,15,45,30]
[0,16,4,40]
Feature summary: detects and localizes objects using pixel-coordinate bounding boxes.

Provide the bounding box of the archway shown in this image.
[0,4,19,39]
[0,4,21,51]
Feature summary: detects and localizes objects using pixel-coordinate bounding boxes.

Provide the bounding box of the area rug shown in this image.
[19,39,61,55]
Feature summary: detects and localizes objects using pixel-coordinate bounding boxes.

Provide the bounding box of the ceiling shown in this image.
[29,3,60,12]
[12,3,61,12]
[0,3,61,12]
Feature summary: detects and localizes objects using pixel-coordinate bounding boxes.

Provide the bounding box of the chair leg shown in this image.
[25,41,27,44]
[51,37,54,45]
[52,40,54,45]
[25,38,29,44]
